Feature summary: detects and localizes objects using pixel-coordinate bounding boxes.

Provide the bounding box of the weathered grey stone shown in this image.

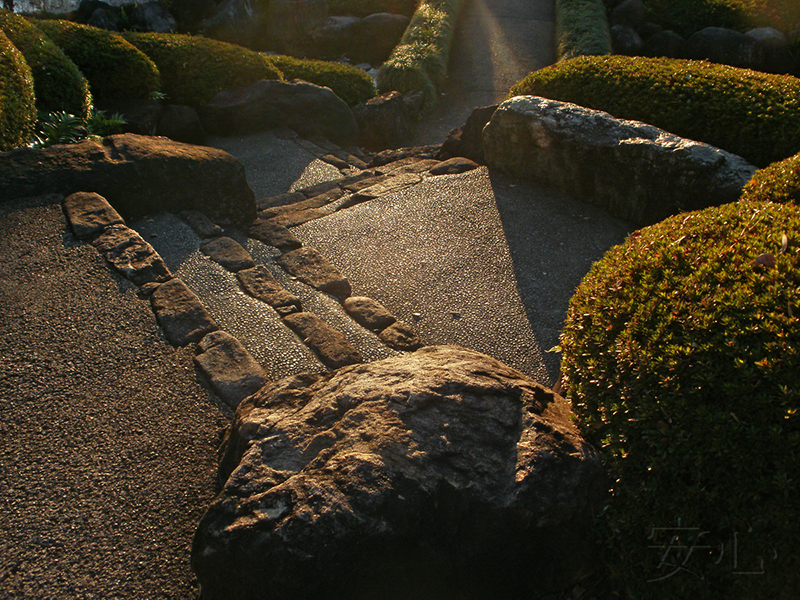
[236,265,302,315]
[276,247,352,299]
[378,320,422,351]
[282,311,363,368]
[201,80,359,147]
[132,1,177,33]
[441,104,498,164]
[199,0,269,49]
[483,96,757,226]
[249,219,303,251]
[192,346,606,600]
[685,26,764,70]
[610,0,646,29]
[642,29,686,58]
[201,236,256,272]
[178,210,224,239]
[88,7,122,31]
[745,27,795,74]
[611,24,643,55]
[156,104,207,145]
[150,278,219,346]
[311,16,362,57]
[92,224,172,286]
[63,191,124,239]
[266,0,328,54]
[195,330,269,407]
[353,91,423,151]
[343,296,396,331]
[0,134,256,225]
[429,157,479,176]
[356,13,410,65]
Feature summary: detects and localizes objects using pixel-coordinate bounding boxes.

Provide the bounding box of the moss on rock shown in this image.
[0,29,36,151]
[268,55,375,107]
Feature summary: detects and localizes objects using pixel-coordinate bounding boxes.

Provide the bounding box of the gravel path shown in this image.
[0,194,230,599]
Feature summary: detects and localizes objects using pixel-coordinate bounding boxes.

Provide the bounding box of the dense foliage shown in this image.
[509,55,800,167]
[556,0,612,60]
[269,54,376,107]
[641,0,800,36]
[561,199,800,599]
[0,9,91,120]
[32,19,160,105]
[123,32,281,108]
[328,0,417,17]
[740,151,800,204]
[0,29,36,151]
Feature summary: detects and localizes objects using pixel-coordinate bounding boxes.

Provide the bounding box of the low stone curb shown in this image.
[282,312,364,369]
[194,331,270,407]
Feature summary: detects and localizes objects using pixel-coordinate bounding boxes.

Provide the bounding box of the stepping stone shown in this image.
[341,173,387,192]
[380,157,441,175]
[339,171,377,191]
[259,189,344,220]
[194,330,269,407]
[429,157,480,175]
[300,179,342,198]
[338,173,422,209]
[63,191,124,239]
[283,312,363,369]
[236,265,302,316]
[321,154,350,170]
[369,144,441,167]
[268,207,329,228]
[179,210,224,239]
[249,219,303,251]
[276,247,352,300]
[201,236,256,272]
[92,224,172,286]
[379,321,423,351]
[257,191,305,210]
[150,278,219,346]
[343,296,396,331]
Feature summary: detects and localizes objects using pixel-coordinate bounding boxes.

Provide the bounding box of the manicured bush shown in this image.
[740,151,800,204]
[269,54,376,106]
[123,32,282,108]
[0,29,36,151]
[560,199,800,600]
[556,0,612,60]
[377,0,462,110]
[509,55,800,167]
[328,0,417,17]
[32,19,160,105]
[643,0,800,36]
[0,9,91,120]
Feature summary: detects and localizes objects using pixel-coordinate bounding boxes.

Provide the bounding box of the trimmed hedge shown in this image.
[377,0,462,110]
[268,54,376,107]
[556,0,612,60]
[561,199,800,599]
[329,0,417,17]
[33,19,159,105]
[0,29,36,151]
[123,32,282,108]
[509,55,800,167]
[643,0,800,37]
[740,151,800,204]
[0,9,91,120]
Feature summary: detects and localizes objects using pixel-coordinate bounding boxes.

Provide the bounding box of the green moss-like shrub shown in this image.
[643,0,800,37]
[32,19,159,105]
[0,30,36,151]
[556,0,612,60]
[123,32,282,108]
[328,0,417,17]
[0,10,91,120]
[268,54,375,107]
[509,55,800,167]
[740,151,800,204]
[377,0,462,110]
[561,199,800,599]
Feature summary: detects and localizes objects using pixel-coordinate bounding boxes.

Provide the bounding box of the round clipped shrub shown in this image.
[0,30,36,151]
[645,0,800,37]
[32,19,160,105]
[123,32,282,108]
[555,0,612,60]
[740,151,800,205]
[0,9,91,120]
[560,200,800,599]
[509,55,800,167]
[269,54,375,107]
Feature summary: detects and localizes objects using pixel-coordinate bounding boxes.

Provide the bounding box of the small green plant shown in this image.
[740,151,800,204]
[268,54,376,106]
[86,108,126,136]
[555,0,612,60]
[0,29,36,151]
[30,107,126,148]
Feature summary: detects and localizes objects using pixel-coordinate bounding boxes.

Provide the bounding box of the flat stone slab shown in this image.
[300,179,343,198]
[276,246,352,299]
[63,191,124,239]
[92,224,172,286]
[257,191,306,210]
[201,236,256,272]
[150,278,219,346]
[259,188,344,220]
[429,157,480,175]
[341,174,388,193]
[268,208,329,228]
[179,210,224,239]
[282,311,363,369]
[236,265,302,316]
[380,157,442,175]
[249,219,303,251]
[343,296,396,331]
[379,320,423,351]
[194,330,269,407]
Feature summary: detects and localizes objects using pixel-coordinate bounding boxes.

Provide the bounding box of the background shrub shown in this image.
[556,0,612,60]
[642,0,800,36]
[123,32,281,108]
[740,151,800,204]
[560,199,800,600]
[269,54,376,106]
[0,29,36,151]
[509,55,800,167]
[32,19,159,105]
[328,0,417,17]
[0,9,91,120]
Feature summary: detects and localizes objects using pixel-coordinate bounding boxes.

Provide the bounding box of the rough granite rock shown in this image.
[282,311,363,368]
[0,134,256,225]
[440,104,498,164]
[191,346,607,600]
[62,192,124,239]
[429,157,480,176]
[249,219,303,251]
[194,330,269,407]
[236,265,302,316]
[483,96,757,225]
[378,320,423,351]
[342,296,396,331]
[276,246,352,299]
[91,224,172,286]
[150,278,219,346]
[200,236,256,272]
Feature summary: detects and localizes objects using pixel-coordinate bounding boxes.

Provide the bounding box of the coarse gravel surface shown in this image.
[0,194,230,599]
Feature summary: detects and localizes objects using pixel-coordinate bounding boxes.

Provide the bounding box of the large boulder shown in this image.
[0,133,255,225]
[483,96,756,226]
[266,0,328,54]
[201,79,359,147]
[131,1,178,33]
[199,0,269,49]
[192,345,607,600]
[356,12,410,65]
[685,26,764,70]
[311,16,362,58]
[352,90,422,150]
[745,27,796,74]
[440,104,497,164]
